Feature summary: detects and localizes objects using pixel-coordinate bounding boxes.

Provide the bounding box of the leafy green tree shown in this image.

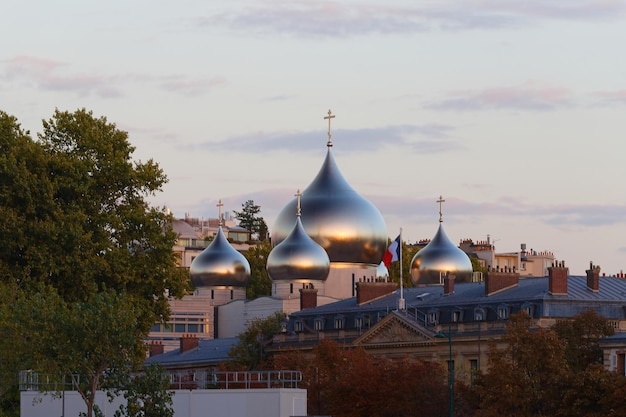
[1,287,149,417]
[244,240,272,299]
[227,312,285,370]
[113,364,174,417]
[233,199,268,241]
[0,109,188,416]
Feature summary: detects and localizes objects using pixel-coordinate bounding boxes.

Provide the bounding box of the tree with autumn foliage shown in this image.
[466,311,626,417]
[274,339,448,417]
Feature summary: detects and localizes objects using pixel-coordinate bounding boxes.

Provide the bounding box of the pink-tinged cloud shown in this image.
[196,0,625,38]
[3,55,65,79]
[428,81,573,111]
[590,89,626,106]
[3,55,225,99]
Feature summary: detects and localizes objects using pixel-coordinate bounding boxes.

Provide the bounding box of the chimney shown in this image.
[149,341,164,357]
[443,273,455,295]
[180,334,199,353]
[548,261,569,295]
[356,282,398,305]
[299,287,318,310]
[485,266,519,296]
[586,261,601,292]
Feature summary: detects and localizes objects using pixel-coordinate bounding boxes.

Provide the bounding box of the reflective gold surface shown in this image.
[190,227,251,288]
[272,149,387,266]
[410,224,473,285]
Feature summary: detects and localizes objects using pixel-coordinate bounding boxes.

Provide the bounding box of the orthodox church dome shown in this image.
[410,198,473,285]
[272,112,387,266]
[190,225,251,288]
[267,191,330,281]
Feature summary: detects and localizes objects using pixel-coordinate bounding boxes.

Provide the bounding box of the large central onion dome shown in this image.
[272,146,387,266]
[190,226,251,288]
[267,191,330,281]
[410,223,473,285]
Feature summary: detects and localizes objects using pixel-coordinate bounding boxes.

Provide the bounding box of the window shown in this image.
[211,289,214,300]
[314,318,324,331]
[474,308,485,322]
[334,316,344,330]
[230,289,234,300]
[452,310,462,323]
[290,283,294,294]
[521,303,533,317]
[355,316,364,329]
[294,320,303,332]
[427,310,439,325]
[151,323,161,332]
[469,359,479,384]
[188,323,199,333]
[497,305,509,320]
[175,323,185,333]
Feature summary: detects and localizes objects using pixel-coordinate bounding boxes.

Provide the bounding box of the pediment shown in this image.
[353,311,437,348]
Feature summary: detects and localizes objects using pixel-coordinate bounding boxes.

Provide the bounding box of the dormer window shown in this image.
[452,310,462,323]
[314,317,325,331]
[334,316,345,330]
[497,305,509,320]
[427,310,439,325]
[294,320,303,332]
[474,307,485,322]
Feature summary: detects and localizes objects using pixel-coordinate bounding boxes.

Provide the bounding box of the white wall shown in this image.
[21,388,307,417]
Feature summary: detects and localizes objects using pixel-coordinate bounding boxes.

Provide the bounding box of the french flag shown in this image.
[382,234,401,267]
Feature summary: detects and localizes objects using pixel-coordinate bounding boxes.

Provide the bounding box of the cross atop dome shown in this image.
[295,189,302,217]
[437,195,445,223]
[324,109,335,147]
[217,199,224,226]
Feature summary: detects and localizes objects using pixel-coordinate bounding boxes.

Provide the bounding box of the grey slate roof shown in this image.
[145,337,239,367]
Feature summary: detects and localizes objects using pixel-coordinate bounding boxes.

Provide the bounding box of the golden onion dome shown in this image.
[189,226,251,288]
[272,147,387,266]
[267,209,330,281]
[410,223,473,285]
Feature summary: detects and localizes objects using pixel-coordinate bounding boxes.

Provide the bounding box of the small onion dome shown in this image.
[190,227,251,288]
[272,148,387,265]
[267,216,330,281]
[410,223,473,285]
[376,262,389,280]
[172,219,198,240]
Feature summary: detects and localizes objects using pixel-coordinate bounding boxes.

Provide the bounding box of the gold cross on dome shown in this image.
[295,189,302,217]
[324,109,335,147]
[437,195,445,223]
[217,199,224,226]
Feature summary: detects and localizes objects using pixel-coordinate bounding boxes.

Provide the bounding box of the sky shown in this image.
[2,0,626,275]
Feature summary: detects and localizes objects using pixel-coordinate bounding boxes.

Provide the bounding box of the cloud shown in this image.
[188,124,460,154]
[158,75,227,96]
[427,81,573,111]
[590,89,626,106]
[1,55,223,98]
[195,0,625,38]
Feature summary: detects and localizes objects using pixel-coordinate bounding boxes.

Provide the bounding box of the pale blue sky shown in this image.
[2,0,626,275]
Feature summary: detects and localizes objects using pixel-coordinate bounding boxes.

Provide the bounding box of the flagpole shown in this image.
[399,227,405,311]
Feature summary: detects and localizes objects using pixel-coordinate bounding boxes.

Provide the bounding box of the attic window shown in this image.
[474,307,485,322]
[294,320,303,332]
[427,310,439,325]
[314,318,324,331]
[334,316,345,330]
[355,316,364,329]
[521,303,534,317]
[452,310,462,323]
[497,305,509,320]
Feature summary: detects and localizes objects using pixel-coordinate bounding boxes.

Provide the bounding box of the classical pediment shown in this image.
[353,311,437,348]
